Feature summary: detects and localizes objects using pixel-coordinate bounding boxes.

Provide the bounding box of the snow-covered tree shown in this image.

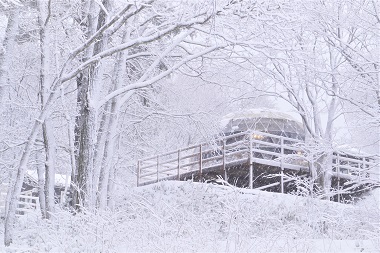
[2,0,259,245]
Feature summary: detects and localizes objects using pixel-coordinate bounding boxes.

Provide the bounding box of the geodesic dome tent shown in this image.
[221,108,305,141]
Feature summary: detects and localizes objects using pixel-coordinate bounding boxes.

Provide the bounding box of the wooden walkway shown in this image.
[137,130,379,191]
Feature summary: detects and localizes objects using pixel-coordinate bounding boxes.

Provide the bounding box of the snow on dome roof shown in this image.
[220,108,302,128]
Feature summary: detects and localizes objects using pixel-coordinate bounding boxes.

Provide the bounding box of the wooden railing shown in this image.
[332,154,379,182]
[137,130,379,188]
[0,186,40,216]
[17,190,40,215]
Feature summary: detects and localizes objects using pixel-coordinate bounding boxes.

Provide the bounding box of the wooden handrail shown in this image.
[137,129,380,186]
[332,155,377,165]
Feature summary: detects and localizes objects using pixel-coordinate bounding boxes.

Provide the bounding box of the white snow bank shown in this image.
[1,181,379,252]
[357,187,380,211]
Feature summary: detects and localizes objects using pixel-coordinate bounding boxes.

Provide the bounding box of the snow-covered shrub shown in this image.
[1,181,379,252]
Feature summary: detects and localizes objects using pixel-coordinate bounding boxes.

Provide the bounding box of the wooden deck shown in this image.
[137,130,379,192]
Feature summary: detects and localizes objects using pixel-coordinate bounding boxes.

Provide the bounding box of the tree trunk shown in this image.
[97,35,126,208]
[36,151,47,218]
[4,121,43,246]
[107,141,118,211]
[91,0,112,197]
[74,68,96,209]
[42,121,56,218]
[93,101,111,196]
[97,98,119,209]
[37,0,56,218]
[315,151,333,200]
[62,105,75,205]
[72,0,116,210]
[0,9,19,112]
[72,0,99,210]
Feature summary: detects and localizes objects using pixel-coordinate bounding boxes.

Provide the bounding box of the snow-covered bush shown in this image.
[1,181,379,252]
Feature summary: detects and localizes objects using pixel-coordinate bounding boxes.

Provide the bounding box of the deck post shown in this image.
[36,198,40,211]
[362,157,366,176]
[177,149,181,180]
[199,144,203,181]
[156,155,159,183]
[249,131,253,189]
[137,160,140,187]
[280,136,284,194]
[223,140,227,180]
[337,155,340,203]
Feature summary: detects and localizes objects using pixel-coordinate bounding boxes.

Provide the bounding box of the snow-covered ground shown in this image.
[1,181,379,252]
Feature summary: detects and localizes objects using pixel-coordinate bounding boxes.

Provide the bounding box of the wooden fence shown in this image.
[137,130,379,190]
[17,190,40,215]
[0,186,40,216]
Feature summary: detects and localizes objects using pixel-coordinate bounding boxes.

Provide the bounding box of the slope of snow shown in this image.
[1,181,379,252]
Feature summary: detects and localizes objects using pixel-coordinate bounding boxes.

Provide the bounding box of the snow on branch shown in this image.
[97,44,223,108]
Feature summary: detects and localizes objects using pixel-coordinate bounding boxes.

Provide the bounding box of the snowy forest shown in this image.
[0,0,379,252]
